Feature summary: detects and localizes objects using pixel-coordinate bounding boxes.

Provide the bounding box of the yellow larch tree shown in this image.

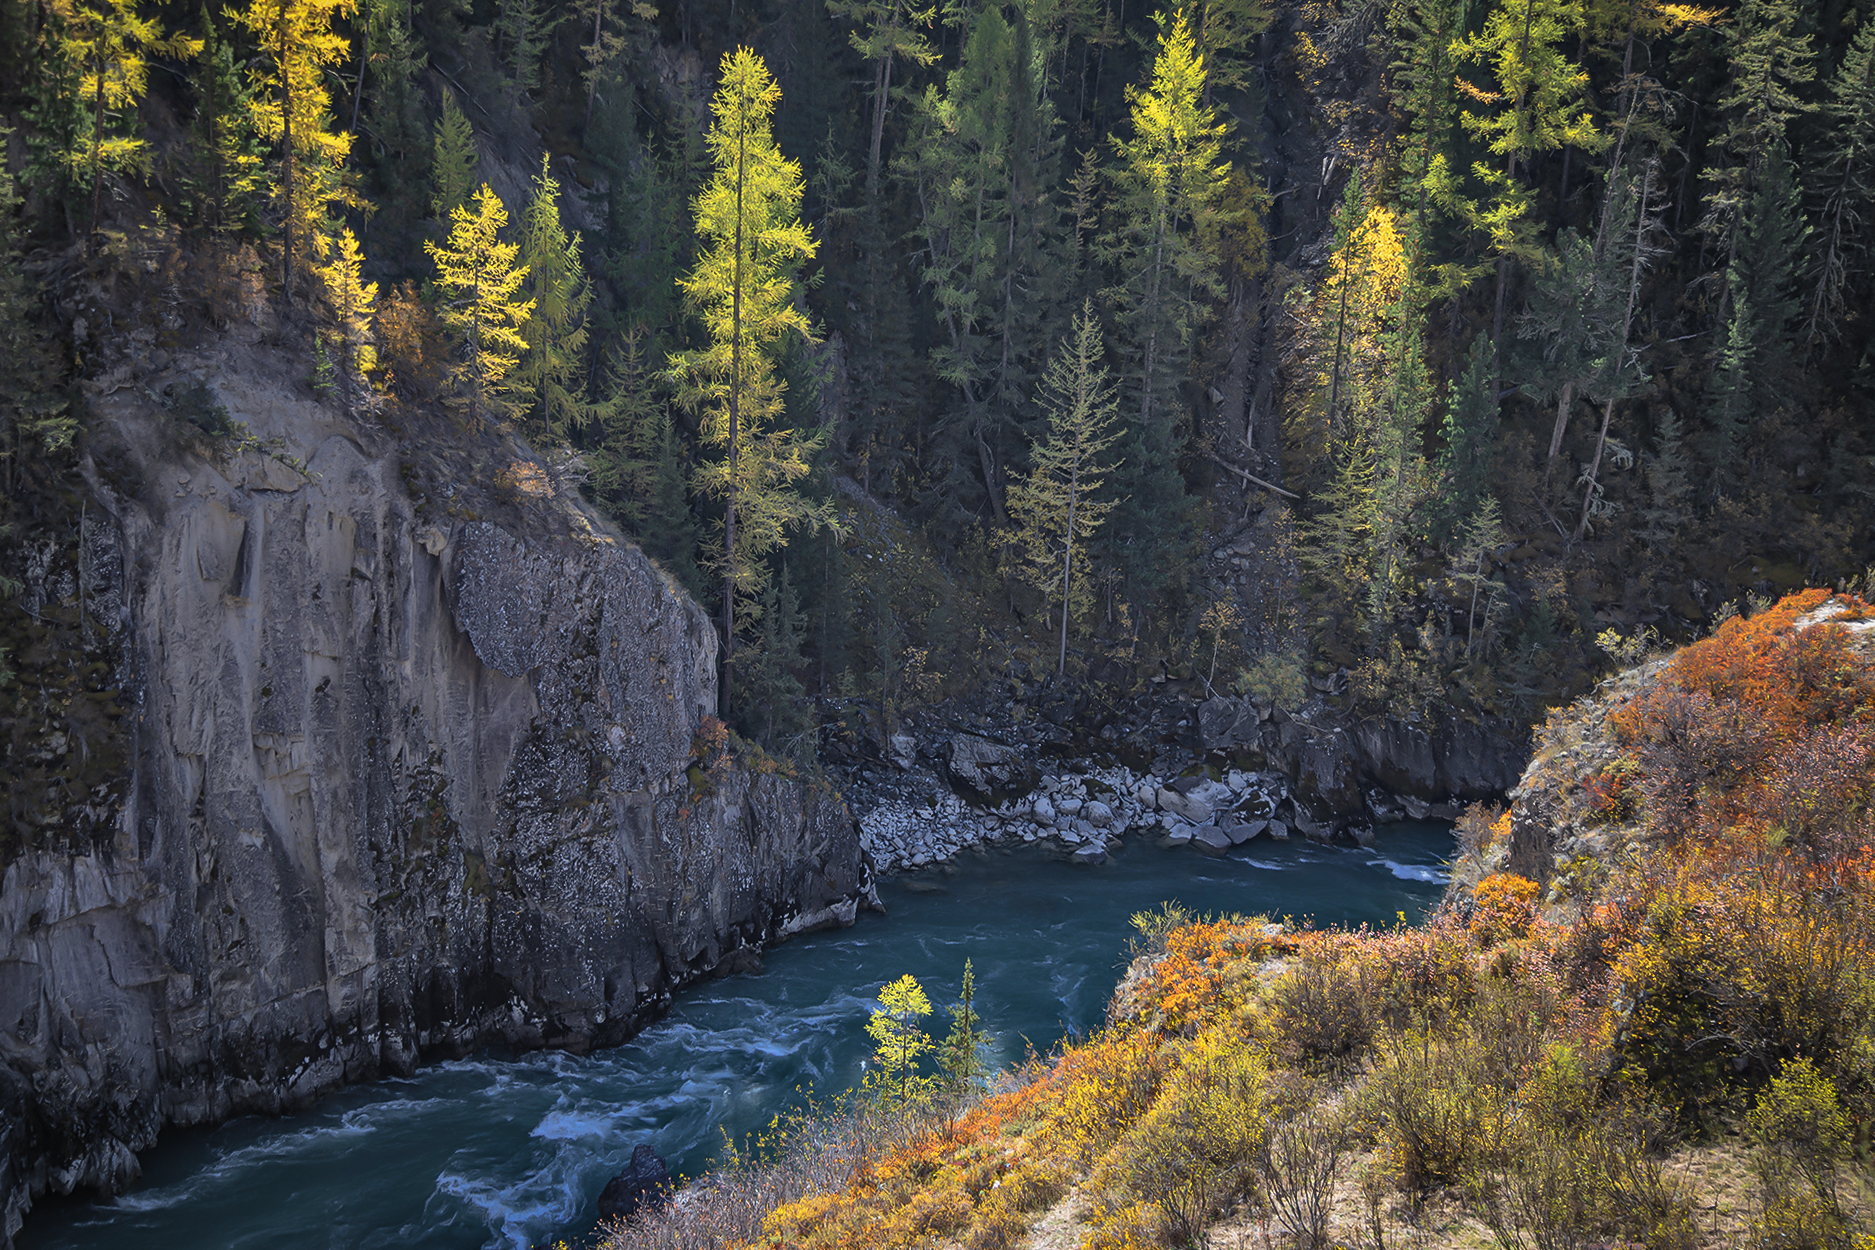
[425,185,534,427]
[317,227,378,415]
[671,47,833,691]
[236,0,358,300]
[46,0,200,244]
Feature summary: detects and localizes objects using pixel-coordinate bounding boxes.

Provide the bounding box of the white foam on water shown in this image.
[530,1108,618,1141]
[1239,859,1287,871]
[1373,859,1450,884]
[106,1116,379,1211]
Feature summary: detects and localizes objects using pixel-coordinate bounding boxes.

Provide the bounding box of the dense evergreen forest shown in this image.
[3,0,1874,758]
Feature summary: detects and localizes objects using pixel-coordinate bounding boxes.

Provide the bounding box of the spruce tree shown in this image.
[1704,146,1807,494]
[430,92,477,224]
[1703,0,1814,269]
[516,155,593,442]
[905,2,1064,523]
[0,142,75,505]
[190,6,270,236]
[1432,337,1497,544]
[1099,11,1228,602]
[936,959,988,1119]
[1803,19,1875,346]
[1455,0,1604,352]
[827,0,938,191]
[426,184,535,427]
[671,48,835,690]
[589,332,701,590]
[496,0,558,92]
[358,0,429,209]
[736,572,813,759]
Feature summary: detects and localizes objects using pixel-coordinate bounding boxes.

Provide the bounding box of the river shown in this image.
[19,822,1454,1250]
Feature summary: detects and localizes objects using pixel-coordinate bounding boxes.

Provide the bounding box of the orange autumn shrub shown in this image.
[1469,873,1539,945]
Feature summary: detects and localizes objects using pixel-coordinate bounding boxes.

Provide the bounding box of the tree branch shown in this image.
[1205,452,1300,500]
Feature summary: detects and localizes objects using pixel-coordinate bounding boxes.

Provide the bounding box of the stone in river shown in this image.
[1266,819,1289,840]
[1071,844,1108,865]
[1160,825,1195,847]
[598,1144,673,1221]
[1193,825,1234,856]
[1225,820,1267,845]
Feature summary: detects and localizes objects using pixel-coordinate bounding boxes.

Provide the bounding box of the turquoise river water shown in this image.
[20,822,1454,1250]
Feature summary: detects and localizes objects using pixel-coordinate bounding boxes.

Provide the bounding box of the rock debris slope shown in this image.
[0,345,867,1245]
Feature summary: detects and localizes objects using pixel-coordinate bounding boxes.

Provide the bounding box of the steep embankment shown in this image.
[0,341,867,1244]
[608,591,1875,1250]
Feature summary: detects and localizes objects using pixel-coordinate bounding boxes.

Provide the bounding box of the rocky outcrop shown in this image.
[0,347,866,1245]
[1198,697,1527,831]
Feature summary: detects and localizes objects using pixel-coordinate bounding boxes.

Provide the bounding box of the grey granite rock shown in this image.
[0,348,867,1245]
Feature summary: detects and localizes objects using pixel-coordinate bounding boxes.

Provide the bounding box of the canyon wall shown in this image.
[0,346,868,1244]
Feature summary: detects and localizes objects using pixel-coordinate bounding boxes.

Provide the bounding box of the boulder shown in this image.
[888,731,917,769]
[1225,820,1267,845]
[946,733,1041,806]
[1031,795,1057,824]
[1071,844,1108,866]
[1197,697,1257,750]
[1193,826,1234,856]
[598,1144,673,1222]
[1266,819,1290,841]
[1296,733,1363,820]
[1083,800,1114,828]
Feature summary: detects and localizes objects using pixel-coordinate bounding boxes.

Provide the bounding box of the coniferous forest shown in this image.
[4,0,1875,756]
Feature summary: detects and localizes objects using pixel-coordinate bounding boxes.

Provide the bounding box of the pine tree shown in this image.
[671,48,835,690]
[236,0,358,300]
[1007,300,1125,677]
[316,226,379,414]
[430,91,478,223]
[44,0,200,244]
[425,184,534,427]
[1803,19,1875,346]
[516,155,593,442]
[827,0,938,191]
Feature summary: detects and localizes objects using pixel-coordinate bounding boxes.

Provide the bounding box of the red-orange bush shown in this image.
[1607,591,1875,844]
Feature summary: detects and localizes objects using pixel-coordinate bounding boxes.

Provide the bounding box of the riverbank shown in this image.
[15,829,1454,1250]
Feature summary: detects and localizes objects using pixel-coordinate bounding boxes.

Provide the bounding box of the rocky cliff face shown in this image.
[0,345,867,1245]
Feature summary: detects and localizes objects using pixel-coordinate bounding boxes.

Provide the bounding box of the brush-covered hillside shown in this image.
[601,590,1875,1249]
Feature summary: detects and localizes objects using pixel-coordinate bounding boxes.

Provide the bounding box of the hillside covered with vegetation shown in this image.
[598,592,1875,1248]
[5,0,1875,756]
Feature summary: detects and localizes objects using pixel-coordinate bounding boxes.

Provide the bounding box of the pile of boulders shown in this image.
[855,757,1306,873]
